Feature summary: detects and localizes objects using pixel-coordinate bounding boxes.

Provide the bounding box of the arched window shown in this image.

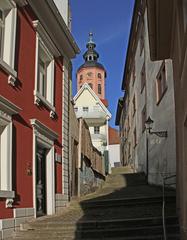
[80,74,83,80]
[88,83,93,89]
[98,73,102,79]
[98,84,102,94]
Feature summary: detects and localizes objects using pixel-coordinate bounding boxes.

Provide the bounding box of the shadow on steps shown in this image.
[75,171,179,239]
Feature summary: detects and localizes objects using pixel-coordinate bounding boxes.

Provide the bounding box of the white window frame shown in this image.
[33,20,60,118]
[0,0,17,79]
[83,107,89,112]
[94,126,100,134]
[0,95,21,206]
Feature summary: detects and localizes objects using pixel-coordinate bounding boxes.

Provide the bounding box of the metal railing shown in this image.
[162,174,176,240]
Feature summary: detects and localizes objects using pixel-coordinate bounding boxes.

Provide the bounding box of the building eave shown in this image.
[121,0,139,91]
[16,0,80,59]
[147,0,174,61]
[73,83,112,119]
[115,97,124,126]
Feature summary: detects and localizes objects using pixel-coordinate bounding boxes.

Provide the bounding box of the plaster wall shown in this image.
[77,67,105,99]
[108,144,120,168]
[75,89,97,107]
[53,0,69,26]
[122,9,176,185]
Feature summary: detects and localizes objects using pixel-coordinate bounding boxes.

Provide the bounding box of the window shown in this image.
[98,73,102,79]
[98,84,102,94]
[0,1,17,71]
[0,121,12,191]
[0,95,20,199]
[83,107,88,112]
[140,22,144,56]
[156,62,167,104]
[127,116,130,132]
[88,83,93,89]
[133,128,137,148]
[141,105,146,133]
[94,126,100,134]
[80,74,83,80]
[0,9,4,58]
[87,72,92,77]
[128,143,131,158]
[132,62,136,85]
[141,63,146,92]
[132,95,136,116]
[33,20,59,118]
[74,107,78,112]
[36,40,54,104]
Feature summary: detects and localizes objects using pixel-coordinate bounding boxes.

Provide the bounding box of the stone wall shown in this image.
[79,157,104,196]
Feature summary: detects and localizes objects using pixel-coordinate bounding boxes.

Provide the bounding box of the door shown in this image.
[71,140,78,197]
[36,147,47,217]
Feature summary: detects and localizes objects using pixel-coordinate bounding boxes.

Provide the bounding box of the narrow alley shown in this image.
[0,1,186,239]
[11,167,179,240]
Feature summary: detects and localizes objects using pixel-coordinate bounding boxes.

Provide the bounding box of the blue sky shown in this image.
[70,0,135,128]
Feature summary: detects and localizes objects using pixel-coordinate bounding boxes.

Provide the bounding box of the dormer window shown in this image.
[98,73,102,79]
[98,84,102,94]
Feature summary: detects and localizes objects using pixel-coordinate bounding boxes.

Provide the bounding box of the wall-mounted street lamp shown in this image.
[145,116,168,181]
[145,117,168,138]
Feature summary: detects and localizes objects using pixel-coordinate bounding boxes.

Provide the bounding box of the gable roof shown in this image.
[73,83,112,119]
[100,99,108,108]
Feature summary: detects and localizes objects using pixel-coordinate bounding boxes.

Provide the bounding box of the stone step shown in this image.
[79,225,179,239]
[13,224,179,239]
[81,195,176,208]
[25,216,178,230]
[11,235,180,240]
[111,167,134,175]
[106,174,146,186]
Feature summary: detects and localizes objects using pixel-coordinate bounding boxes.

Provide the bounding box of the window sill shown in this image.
[0,59,17,78]
[0,190,15,199]
[34,91,56,118]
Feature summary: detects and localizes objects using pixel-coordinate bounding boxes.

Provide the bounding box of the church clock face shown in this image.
[87,72,92,77]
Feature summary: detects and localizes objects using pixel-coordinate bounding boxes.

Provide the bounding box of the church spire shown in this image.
[83,32,99,62]
[88,32,93,43]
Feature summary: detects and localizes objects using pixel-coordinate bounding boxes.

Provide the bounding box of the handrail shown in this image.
[162,174,176,240]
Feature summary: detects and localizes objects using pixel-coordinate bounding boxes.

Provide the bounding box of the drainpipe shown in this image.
[77,118,82,197]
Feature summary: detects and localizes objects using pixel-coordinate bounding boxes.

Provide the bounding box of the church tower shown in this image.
[77,33,107,103]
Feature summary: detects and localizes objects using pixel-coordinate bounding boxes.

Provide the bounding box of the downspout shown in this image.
[77,118,82,197]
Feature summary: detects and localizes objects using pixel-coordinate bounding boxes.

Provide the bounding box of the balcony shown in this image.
[75,106,107,125]
[91,133,107,141]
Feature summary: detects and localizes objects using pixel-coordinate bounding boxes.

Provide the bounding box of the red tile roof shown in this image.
[100,99,108,107]
[109,127,120,145]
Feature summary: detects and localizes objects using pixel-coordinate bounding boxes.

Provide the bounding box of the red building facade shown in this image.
[0,1,79,238]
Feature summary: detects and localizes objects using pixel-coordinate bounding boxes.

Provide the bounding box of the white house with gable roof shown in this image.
[73,83,111,154]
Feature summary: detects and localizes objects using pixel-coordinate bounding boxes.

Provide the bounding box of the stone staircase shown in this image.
[11,167,180,239]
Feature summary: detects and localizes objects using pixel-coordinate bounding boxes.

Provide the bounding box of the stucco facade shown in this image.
[147,0,187,238]
[0,1,79,239]
[73,84,111,154]
[116,1,176,185]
